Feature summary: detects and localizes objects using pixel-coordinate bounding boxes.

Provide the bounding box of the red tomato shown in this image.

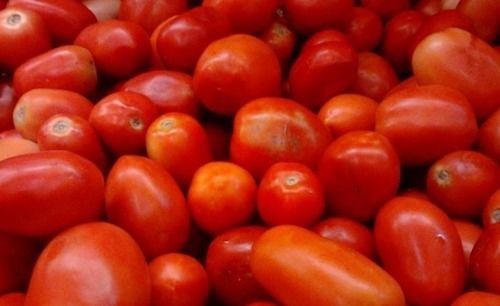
[13,88,93,141]
[345,6,384,51]
[0,80,14,132]
[120,70,200,116]
[427,150,499,219]
[251,225,405,306]
[7,0,97,44]
[0,292,24,306]
[193,34,281,115]
[246,302,278,306]
[361,0,410,19]
[374,196,466,306]
[288,40,358,110]
[318,131,400,222]
[483,189,500,227]
[283,0,354,35]
[457,0,500,43]
[24,222,150,306]
[0,150,104,237]
[90,91,159,156]
[37,114,109,172]
[301,28,351,52]
[0,129,22,140]
[412,27,500,120]
[470,223,500,295]
[82,0,120,22]
[205,226,271,306]
[105,155,190,259]
[318,93,378,138]
[375,84,478,165]
[230,97,331,179]
[0,8,51,72]
[312,217,377,260]
[146,112,213,189]
[259,19,298,73]
[384,75,419,96]
[118,0,188,34]
[452,219,482,284]
[451,291,500,306]
[149,253,209,306]
[202,0,279,34]
[156,6,232,73]
[478,108,500,163]
[257,162,325,227]
[13,45,98,98]
[0,137,39,161]
[188,161,257,235]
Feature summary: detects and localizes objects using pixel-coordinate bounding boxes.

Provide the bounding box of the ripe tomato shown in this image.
[230,97,331,179]
[427,150,499,219]
[251,225,405,306]
[0,8,51,72]
[0,150,104,237]
[345,6,383,51]
[457,0,500,43]
[412,27,500,120]
[193,34,281,115]
[0,80,14,132]
[482,190,500,227]
[0,137,39,161]
[451,291,500,306]
[301,28,351,52]
[24,222,150,306]
[361,0,410,19]
[375,196,466,306]
[82,0,120,22]
[478,108,500,163]
[318,131,400,222]
[205,226,271,306]
[13,45,98,98]
[259,19,298,73]
[375,84,478,166]
[470,223,500,295]
[0,292,25,306]
[452,219,482,284]
[105,155,191,259]
[246,302,278,306]
[149,253,209,306]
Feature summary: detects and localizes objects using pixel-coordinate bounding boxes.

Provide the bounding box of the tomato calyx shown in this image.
[6,13,21,26]
[434,166,452,187]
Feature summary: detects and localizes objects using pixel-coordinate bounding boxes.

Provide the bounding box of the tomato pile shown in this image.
[0,0,499,305]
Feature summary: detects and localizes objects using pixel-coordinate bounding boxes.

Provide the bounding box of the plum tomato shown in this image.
[344,6,384,51]
[470,223,500,295]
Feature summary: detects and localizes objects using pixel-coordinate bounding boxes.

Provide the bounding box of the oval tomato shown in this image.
[470,223,500,295]
[452,219,482,283]
[345,6,383,51]
[451,291,500,306]
[0,137,39,161]
[457,0,500,43]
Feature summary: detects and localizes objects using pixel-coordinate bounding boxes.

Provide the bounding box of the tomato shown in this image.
[118,0,188,34]
[0,137,39,161]
[257,162,324,227]
[230,97,331,179]
[478,108,500,163]
[251,225,405,306]
[0,292,25,306]
[120,70,200,116]
[246,302,278,306]
[202,0,279,34]
[105,155,191,259]
[470,223,500,295]
[283,0,354,35]
[193,34,281,115]
[318,131,400,222]
[457,0,500,43]
[259,19,298,73]
[374,196,466,306]
[149,253,209,306]
[451,291,500,306]
[427,150,499,219]
[205,226,271,306]
[0,80,14,132]
[345,6,383,51]
[146,112,212,189]
[0,129,22,140]
[0,8,51,72]
[412,27,500,120]
[301,28,351,52]
[13,45,98,98]
[483,190,500,227]
[13,88,93,141]
[24,222,150,306]
[82,0,120,22]
[0,150,104,237]
[312,217,377,260]
[7,0,97,45]
[375,84,478,166]
[288,40,358,110]
[452,219,482,285]
[361,0,410,19]
[318,93,378,138]
[156,6,232,73]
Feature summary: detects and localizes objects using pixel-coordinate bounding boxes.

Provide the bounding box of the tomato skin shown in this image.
[457,0,500,43]
[374,196,466,306]
[13,45,98,98]
[452,219,482,284]
[0,293,24,306]
[13,88,94,141]
[0,8,51,72]
[230,97,331,179]
[426,150,499,219]
[345,6,383,51]
[375,84,478,166]
[301,28,351,52]
[318,131,401,222]
[470,223,500,295]
[482,190,500,227]
[288,41,358,110]
[149,253,209,306]
[0,80,14,132]
[259,19,298,73]
[0,137,39,161]
[24,222,150,306]
[412,27,500,120]
[0,150,105,237]
[205,226,271,306]
[82,0,120,22]
[478,108,500,163]
[361,0,410,19]
[105,155,190,259]
[251,225,405,306]
[75,20,151,79]
[193,34,281,115]
[451,291,500,306]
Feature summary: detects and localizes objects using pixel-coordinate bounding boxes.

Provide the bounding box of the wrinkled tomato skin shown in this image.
[483,190,500,227]
[374,196,466,306]
[470,223,500,295]
[205,226,271,306]
[0,80,15,132]
[105,155,190,260]
[251,225,405,306]
[0,292,25,306]
[478,108,500,163]
[230,97,331,179]
[0,151,105,237]
[451,291,500,306]
[24,222,151,306]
